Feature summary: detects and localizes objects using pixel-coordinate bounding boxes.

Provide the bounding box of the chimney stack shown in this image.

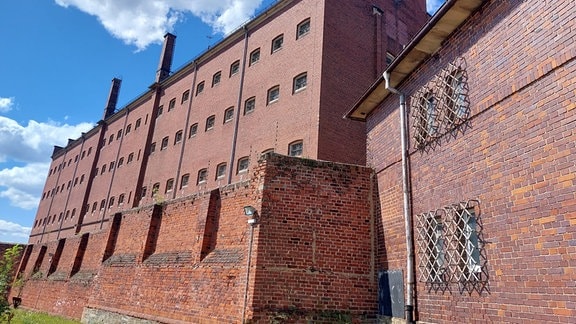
[155,33,176,83]
[103,78,122,120]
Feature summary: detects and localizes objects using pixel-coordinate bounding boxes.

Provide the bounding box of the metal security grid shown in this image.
[411,57,470,149]
[416,200,488,294]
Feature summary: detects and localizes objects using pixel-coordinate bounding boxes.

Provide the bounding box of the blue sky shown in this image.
[0,0,444,243]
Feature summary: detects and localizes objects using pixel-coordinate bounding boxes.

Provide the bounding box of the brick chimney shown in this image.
[155,33,176,83]
[103,78,122,120]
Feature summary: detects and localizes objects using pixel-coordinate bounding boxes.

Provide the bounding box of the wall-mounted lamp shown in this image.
[243,206,258,225]
[243,206,257,217]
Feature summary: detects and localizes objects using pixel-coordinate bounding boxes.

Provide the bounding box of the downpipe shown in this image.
[384,72,416,323]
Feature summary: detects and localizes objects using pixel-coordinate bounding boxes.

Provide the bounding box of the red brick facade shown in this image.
[13,154,376,323]
[29,0,426,247]
[365,0,576,322]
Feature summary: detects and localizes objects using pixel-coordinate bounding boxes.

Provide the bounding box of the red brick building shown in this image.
[29,0,426,245]
[16,0,429,322]
[348,0,576,322]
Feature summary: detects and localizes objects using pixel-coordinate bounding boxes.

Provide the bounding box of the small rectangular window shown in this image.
[150,142,156,154]
[165,178,174,193]
[168,98,176,111]
[197,169,208,184]
[230,60,240,77]
[244,97,255,115]
[189,123,198,137]
[174,130,183,144]
[206,115,215,131]
[216,163,227,180]
[237,157,249,174]
[212,71,221,87]
[249,48,260,66]
[157,105,164,118]
[224,107,234,123]
[289,141,303,157]
[293,72,307,93]
[272,34,284,53]
[267,86,280,105]
[297,18,310,39]
[181,174,190,188]
[196,81,205,95]
[161,136,169,150]
[181,90,190,103]
[135,118,142,129]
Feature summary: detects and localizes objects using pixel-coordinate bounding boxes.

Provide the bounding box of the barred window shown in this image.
[181,90,190,104]
[267,85,280,105]
[181,173,190,188]
[244,97,255,115]
[412,57,469,149]
[196,81,205,95]
[416,200,486,292]
[293,72,307,93]
[168,98,176,111]
[212,71,221,87]
[237,157,249,174]
[297,18,310,39]
[216,163,227,179]
[224,107,234,123]
[271,34,284,53]
[249,48,260,66]
[197,168,208,184]
[230,60,240,77]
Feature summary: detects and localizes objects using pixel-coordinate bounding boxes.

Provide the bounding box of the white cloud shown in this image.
[0,116,92,212]
[0,163,49,210]
[0,219,31,242]
[55,0,264,51]
[0,116,93,164]
[0,97,14,113]
[427,0,446,14]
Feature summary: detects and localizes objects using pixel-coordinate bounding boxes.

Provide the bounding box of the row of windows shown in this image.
[193,18,310,99]
[87,192,129,214]
[164,72,308,142]
[34,208,77,228]
[143,140,303,198]
[48,114,147,177]
[46,20,312,178]
[102,116,146,148]
[48,146,94,177]
[41,172,87,200]
[96,151,138,176]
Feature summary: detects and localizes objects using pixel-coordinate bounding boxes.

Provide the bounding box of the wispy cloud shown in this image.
[0,219,31,242]
[0,97,14,113]
[54,0,265,51]
[427,0,446,14]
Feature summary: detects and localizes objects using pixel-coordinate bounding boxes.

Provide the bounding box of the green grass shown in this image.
[5,309,80,324]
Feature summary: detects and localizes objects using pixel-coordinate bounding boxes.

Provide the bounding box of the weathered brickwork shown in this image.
[367,0,576,322]
[12,154,376,322]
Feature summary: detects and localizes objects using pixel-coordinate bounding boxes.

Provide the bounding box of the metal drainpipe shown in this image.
[227,26,249,185]
[241,220,256,323]
[384,72,415,323]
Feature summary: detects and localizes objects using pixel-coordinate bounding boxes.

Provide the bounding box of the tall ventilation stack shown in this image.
[155,33,176,83]
[103,78,122,120]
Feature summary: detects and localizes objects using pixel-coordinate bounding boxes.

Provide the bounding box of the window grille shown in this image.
[416,199,487,293]
[411,57,469,149]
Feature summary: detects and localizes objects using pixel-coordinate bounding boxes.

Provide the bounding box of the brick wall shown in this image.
[248,154,376,322]
[15,154,377,322]
[367,0,576,322]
